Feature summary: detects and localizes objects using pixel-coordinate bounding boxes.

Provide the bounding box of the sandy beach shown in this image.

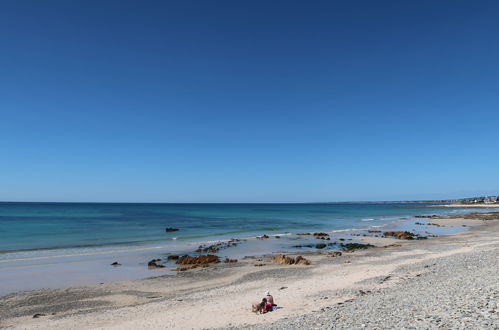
[1,212,498,329]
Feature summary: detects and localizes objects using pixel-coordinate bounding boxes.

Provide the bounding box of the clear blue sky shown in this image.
[1,0,498,203]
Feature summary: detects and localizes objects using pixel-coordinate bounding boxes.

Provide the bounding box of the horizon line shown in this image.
[0,199,470,205]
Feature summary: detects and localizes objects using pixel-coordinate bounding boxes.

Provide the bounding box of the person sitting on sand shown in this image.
[264,290,275,306]
[252,298,273,314]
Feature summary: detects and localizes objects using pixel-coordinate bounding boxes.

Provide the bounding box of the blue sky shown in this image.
[1,0,498,202]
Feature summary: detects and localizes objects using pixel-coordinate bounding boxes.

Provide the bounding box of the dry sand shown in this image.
[1,213,498,329]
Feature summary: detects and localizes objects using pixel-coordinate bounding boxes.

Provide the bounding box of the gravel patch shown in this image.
[235,244,499,330]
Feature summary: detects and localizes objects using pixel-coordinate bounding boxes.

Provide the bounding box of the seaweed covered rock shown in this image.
[315,243,327,249]
[341,243,374,251]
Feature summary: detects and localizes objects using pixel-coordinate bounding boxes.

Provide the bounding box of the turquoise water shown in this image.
[0,202,475,253]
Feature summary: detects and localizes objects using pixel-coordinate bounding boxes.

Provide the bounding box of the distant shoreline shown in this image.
[432,204,499,208]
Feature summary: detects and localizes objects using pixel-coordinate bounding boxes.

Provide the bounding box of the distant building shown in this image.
[484,196,498,204]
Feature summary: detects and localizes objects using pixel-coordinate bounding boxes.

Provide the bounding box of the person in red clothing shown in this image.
[264,290,275,306]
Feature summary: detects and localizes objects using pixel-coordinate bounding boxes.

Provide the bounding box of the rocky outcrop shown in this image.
[313,232,330,240]
[271,254,311,265]
[148,259,165,268]
[295,256,311,265]
[165,228,179,232]
[272,254,296,265]
[315,243,327,249]
[110,262,121,266]
[172,254,220,271]
[224,258,238,263]
[167,255,180,260]
[257,235,270,239]
[176,254,220,265]
[383,231,416,240]
[194,238,241,253]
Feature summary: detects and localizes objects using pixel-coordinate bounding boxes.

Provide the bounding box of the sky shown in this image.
[1,0,498,203]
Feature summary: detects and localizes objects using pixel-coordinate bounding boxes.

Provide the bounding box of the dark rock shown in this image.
[167,255,180,260]
[33,313,46,318]
[328,251,342,257]
[315,243,327,249]
[257,234,270,239]
[195,238,242,254]
[165,227,179,232]
[111,262,121,266]
[275,235,281,239]
[224,258,238,263]
[341,243,374,251]
[148,259,165,268]
[368,230,381,233]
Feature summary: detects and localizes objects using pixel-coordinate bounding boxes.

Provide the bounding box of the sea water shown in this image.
[0,202,488,295]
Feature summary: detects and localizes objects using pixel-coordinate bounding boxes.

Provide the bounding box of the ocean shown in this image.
[0,202,486,295]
